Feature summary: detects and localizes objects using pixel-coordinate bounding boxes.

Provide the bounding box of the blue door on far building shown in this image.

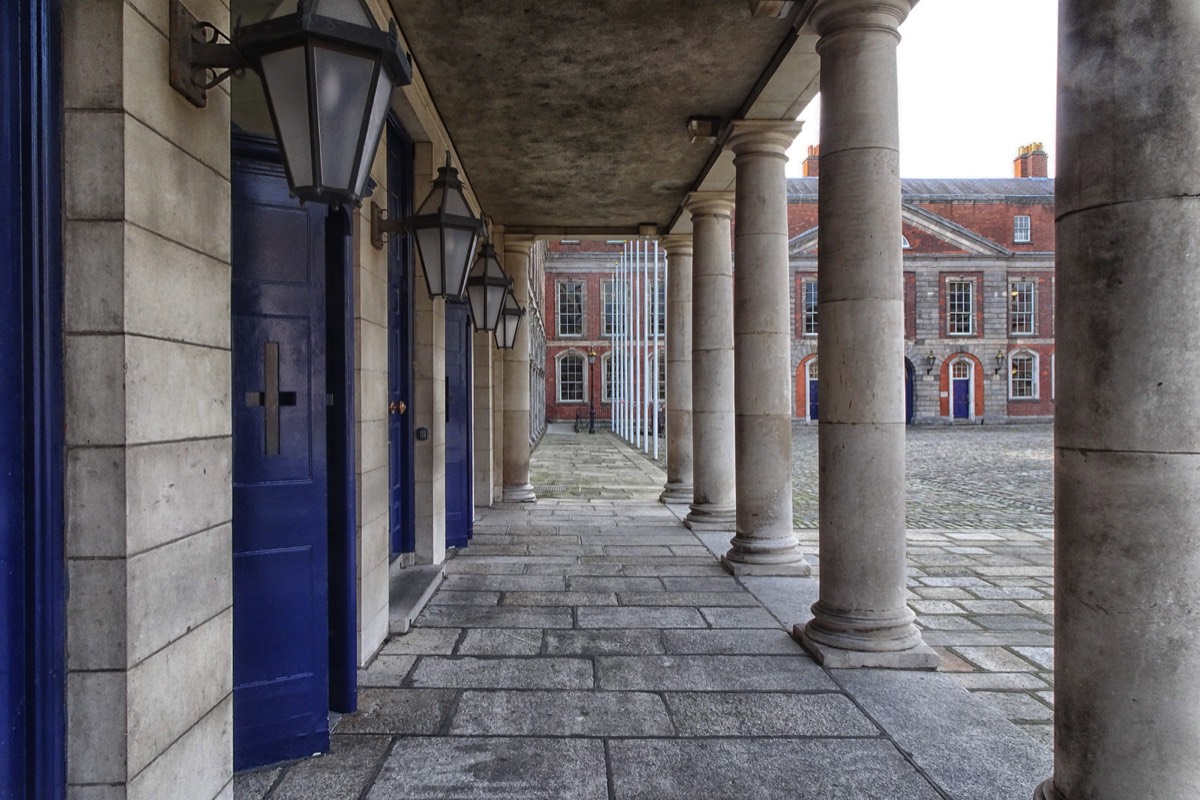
[951,360,971,420]
[905,360,915,424]
[807,360,819,421]
[387,119,416,557]
[231,145,330,770]
[445,301,474,548]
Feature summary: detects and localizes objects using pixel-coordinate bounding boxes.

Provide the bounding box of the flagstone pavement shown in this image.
[236,423,1054,799]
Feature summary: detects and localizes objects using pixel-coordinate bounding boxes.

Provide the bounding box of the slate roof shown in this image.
[787,177,1054,203]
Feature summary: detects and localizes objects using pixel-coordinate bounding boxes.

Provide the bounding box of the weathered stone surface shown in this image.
[367,737,608,800]
[608,739,941,800]
[699,607,781,628]
[576,607,706,629]
[543,629,666,656]
[380,628,460,655]
[501,591,617,606]
[449,690,674,736]
[358,655,416,687]
[455,628,543,656]
[268,735,390,800]
[616,591,760,607]
[597,655,835,692]
[837,670,1051,800]
[336,689,456,735]
[410,657,593,690]
[416,605,572,629]
[662,628,805,655]
[666,692,878,737]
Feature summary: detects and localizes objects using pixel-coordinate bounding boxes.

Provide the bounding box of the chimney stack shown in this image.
[802,144,820,177]
[1014,142,1048,178]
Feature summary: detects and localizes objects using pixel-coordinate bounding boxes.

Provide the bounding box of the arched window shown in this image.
[1009,350,1039,399]
[557,352,585,402]
[952,360,970,380]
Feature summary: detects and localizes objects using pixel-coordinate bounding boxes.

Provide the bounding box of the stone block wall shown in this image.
[62,1,235,797]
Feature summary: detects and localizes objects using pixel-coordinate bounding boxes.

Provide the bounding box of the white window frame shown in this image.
[947,279,975,336]
[1013,215,1031,243]
[556,351,585,403]
[602,279,622,336]
[557,281,584,337]
[802,280,818,336]
[601,353,614,403]
[1009,350,1039,400]
[1009,280,1035,335]
[656,349,667,402]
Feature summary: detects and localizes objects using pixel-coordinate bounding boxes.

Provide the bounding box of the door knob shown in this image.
[389,400,407,415]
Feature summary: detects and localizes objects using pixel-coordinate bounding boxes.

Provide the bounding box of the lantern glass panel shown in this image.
[353,69,392,198]
[415,227,444,295]
[313,45,375,191]
[268,0,299,19]
[313,0,372,26]
[443,186,471,216]
[485,280,507,330]
[260,46,313,188]
[416,184,443,215]
[444,227,476,298]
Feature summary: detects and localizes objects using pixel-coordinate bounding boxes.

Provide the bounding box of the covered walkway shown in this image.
[236,428,1048,799]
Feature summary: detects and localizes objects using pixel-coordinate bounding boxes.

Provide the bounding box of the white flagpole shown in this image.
[652,239,660,461]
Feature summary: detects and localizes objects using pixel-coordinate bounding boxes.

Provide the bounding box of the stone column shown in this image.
[660,234,694,504]
[721,120,810,576]
[502,236,536,502]
[797,0,936,668]
[472,329,495,507]
[1038,4,1200,799]
[683,193,737,530]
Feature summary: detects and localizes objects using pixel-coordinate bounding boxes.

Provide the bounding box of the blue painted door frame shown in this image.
[444,301,474,548]
[386,119,416,556]
[808,379,819,422]
[1,0,66,796]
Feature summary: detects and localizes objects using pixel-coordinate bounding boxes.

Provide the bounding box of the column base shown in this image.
[502,484,537,503]
[722,553,811,577]
[795,624,940,669]
[659,482,693,504]
[684,503,736,531]
[1034,779,1064,800]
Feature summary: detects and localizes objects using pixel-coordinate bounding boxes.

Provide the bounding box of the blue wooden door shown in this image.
[808,379,819,421]
[387,119,415,556]
[445,301,474,548]
[952,378,970,420]
[905,361,915,424]
[231,151,330,770]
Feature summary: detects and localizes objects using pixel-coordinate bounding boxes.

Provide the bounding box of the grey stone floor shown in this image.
[236,425,1054,799]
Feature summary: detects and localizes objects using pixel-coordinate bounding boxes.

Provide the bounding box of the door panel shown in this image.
[445,301,474,548]
[905,362,914,424]
[231,154,330,771]
[808,379,819,421]
[952,379,970,420]
[387,120,415,556]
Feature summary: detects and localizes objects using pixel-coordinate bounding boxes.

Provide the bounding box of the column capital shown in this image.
[659,234,693,256]
[683,191,735,219]
[809,0,914,38]
[503,234,536,256]
[726,119,805,158]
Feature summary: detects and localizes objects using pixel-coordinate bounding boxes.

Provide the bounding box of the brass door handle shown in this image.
[389,401,407,415]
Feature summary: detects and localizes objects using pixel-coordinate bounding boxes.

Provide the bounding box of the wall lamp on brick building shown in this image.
[494,291,525,351]
[465,243,513,333]
[169,0,412,208]
[925,350,936,375]
[995,348,1007,375]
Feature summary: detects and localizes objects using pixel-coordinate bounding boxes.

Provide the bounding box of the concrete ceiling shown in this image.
[388,1,822,236]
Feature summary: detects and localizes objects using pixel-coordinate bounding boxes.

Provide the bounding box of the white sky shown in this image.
[785,0,1058,179]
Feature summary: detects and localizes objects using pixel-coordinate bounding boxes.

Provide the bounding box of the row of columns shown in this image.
[659,0,933,668]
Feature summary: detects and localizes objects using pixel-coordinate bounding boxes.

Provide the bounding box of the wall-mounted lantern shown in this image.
[465,243,512,333]
[371,153,485,299]
[169,0,411,208]
[494,291,525,350]
[995,347,1007,375]
[925,350,936,375]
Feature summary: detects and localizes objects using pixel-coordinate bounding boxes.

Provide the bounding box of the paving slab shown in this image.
[357,655,416,687]
[836,670,1052,800]
[449,690,674,736]
[699,607,782,628]
[576,606,706,629]
[410,656,594,689]
[665,692,879,737]
[267,734,390,800]
[543,628,666,655]
[379,627,461,656]
[455,628,543,656]
[608,739,942,800]
[416,605,573,629]
[616,591,761,607]
[566,576,665,592]
[335,688,457,735]
[443,574,566,592]
[661,628,806,655]
[367,737,608,800]
[501,591,617,606]
[597,655,835,692]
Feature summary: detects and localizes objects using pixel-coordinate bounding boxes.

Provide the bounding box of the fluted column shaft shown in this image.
[721,121,809,576]
[502,237,536,502]
[797,0,935,668]
[660,235,694,504]
[1038,3,1200,799]
[683,194,737,530]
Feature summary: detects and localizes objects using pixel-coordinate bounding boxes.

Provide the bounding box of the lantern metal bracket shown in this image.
[370,201,405,250]
[169,0,248,108]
